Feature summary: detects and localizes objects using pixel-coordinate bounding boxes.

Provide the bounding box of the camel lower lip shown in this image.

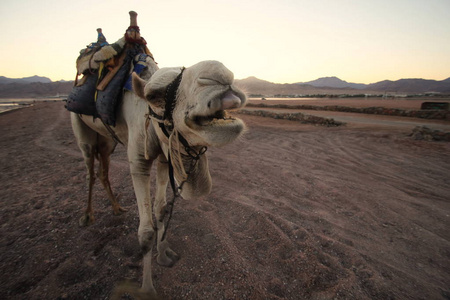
[185,115,246,147]
[188,117,237,127]
[186,113,240,129]
[190,110,237,127]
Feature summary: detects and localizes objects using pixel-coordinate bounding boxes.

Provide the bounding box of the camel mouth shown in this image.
[182,88,246,146]
[184,108,245,146]
[191,110,236,126]
[186,90,245,129]
[185,105,245,131]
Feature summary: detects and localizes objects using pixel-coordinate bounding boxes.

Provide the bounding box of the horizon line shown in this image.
[1,74,450,85]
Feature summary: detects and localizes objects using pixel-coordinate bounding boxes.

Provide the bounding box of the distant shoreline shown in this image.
[0,97,66,103]
[0,98,65,114]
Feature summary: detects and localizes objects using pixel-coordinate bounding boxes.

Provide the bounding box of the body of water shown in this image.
[0,98,65,113]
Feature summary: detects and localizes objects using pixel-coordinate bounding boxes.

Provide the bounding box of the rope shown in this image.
[168,130,189,185]
[144,115,151,160]
[140,66,208,241]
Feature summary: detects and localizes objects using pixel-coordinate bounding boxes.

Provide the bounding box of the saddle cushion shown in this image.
[66,51,150,126]
[65,71,98,116]
[95,52,133,126]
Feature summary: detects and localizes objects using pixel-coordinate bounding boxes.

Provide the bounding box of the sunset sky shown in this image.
[0,0,449,84]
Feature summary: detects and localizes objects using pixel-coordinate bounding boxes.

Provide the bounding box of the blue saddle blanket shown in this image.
[66,53,149,126]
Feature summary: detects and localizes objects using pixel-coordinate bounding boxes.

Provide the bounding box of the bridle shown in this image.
[144,67,208,241]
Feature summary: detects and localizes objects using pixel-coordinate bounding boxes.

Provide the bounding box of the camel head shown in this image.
[133,60,247,148]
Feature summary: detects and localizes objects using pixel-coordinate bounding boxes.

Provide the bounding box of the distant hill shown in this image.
[0,75,52,84]
[300,76,366,89]
[235,76,450,96]
[366,78,450,93]
[0,81,73,98]
[1,75,449,98]
[235,77,374,96]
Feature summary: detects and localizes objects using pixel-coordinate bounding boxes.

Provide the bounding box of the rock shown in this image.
[409,126,450,142]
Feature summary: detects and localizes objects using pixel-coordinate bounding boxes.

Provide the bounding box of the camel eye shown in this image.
[198,77,223,86]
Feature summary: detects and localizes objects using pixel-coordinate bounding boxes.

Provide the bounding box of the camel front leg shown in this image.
[129,155,157,297]
[155,155,180,267]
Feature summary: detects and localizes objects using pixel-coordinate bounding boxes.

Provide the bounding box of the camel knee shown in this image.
[156,205,167,222]
[79,144,96,175]
[138,227,155,254]
[80,143,96,159]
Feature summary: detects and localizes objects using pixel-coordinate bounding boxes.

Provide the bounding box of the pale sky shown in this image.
[0,0,449,84]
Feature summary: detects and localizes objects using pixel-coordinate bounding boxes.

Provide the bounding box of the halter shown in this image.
[144,67,208,241]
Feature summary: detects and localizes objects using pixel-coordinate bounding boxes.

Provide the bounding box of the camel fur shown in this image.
[70,58,247,297]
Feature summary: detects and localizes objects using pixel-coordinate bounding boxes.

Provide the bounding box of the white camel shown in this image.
[70,58,247,297]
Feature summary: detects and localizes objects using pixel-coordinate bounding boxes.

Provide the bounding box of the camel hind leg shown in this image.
[71,113,126,226]
[96,135,127,215]
[79,143,97,226]
[71,113,98,226]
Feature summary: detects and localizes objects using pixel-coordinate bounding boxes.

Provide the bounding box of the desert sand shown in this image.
[249,97,450,110]
[1,101,449,299]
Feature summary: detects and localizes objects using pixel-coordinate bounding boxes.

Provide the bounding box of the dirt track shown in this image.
[1,101,449,299]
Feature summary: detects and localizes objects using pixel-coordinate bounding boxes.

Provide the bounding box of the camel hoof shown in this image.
[111,280,159,300]
[113,206,128,216]
[157,247,180,267]
[79,213,95,227]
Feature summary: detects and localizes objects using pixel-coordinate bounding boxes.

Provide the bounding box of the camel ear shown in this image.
[143,68,180,108]
[132,72,147,99]
[132,71,164,107]
[143,83,166,109]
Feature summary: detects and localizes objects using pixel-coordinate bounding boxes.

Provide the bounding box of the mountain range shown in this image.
[297,76,450,93]
[0,78,73,98]
[0,75,449,98]
[300,77,367,89]
[0,75,52,84]
[234,76,450,96]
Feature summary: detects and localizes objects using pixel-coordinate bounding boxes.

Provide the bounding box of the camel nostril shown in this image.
[221,91,241,110]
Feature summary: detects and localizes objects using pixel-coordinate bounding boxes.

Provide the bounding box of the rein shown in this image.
[144,67,207,241]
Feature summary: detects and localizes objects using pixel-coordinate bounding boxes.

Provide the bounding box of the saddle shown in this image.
[66,12,155,126]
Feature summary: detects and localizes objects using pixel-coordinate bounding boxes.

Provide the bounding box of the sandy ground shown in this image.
[1,101,449,300]
[249,98,450,110]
